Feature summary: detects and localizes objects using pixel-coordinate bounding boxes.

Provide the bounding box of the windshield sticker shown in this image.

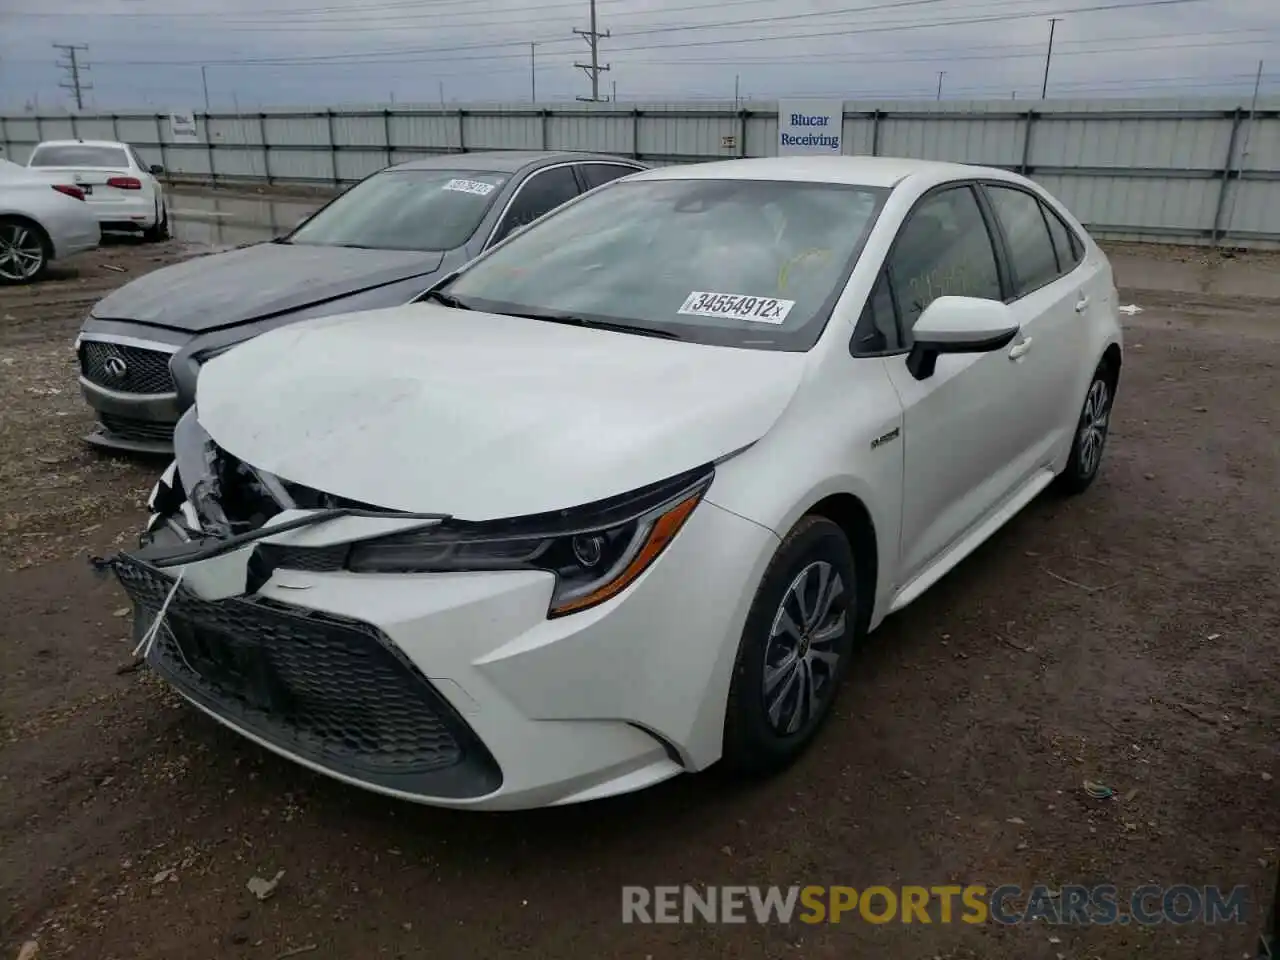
[443,178,497,196]
[677,291,796,325]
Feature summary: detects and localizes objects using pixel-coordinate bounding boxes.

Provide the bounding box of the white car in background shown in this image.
[0,160,100,284]
[27,139,169,241]
[111,156,1122,811]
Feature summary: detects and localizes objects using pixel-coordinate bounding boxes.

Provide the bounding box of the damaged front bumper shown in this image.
[100,410,777,810]
[103,546,503,799]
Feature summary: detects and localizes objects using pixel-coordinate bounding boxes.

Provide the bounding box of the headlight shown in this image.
[346,465,713,617]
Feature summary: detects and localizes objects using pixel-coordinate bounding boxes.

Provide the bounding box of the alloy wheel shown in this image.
[0,223,45,282]
[1077,378,1111,478]
[762,560,846,735]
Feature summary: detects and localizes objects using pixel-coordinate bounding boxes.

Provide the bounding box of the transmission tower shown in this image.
[53,43,92,111]
[573,0,610,102]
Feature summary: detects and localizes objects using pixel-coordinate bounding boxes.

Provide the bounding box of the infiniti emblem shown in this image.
[103,354,129,379]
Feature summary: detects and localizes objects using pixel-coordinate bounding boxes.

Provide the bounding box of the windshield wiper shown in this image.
[503,310,680,340]
[421,289,474,310]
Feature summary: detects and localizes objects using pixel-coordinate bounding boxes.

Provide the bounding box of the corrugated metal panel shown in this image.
[74,118,119,140]
[331,114,387,148]
[335,150,389,182]
[3,99,1278,245]
[114,117,158,143]
[464,113,540,150]
[391,113,459,150]
[1034,173,1219,233]
[264,151,337,183]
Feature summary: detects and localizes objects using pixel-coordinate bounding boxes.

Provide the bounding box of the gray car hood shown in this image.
[91,242,446,332]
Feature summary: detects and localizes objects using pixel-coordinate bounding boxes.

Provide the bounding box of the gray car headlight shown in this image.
[345,465,713,617]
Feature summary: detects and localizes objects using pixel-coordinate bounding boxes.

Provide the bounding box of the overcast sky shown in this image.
[1,0,1278,110]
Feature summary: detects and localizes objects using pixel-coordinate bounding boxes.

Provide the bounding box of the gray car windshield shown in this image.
[29,144,129,168]
[287,169,511,252]
[441,178,889,351]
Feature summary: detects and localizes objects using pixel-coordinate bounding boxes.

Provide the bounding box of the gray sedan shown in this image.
[76,150,647,453]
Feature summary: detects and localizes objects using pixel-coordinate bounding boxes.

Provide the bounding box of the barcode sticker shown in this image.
[677,291,796,325]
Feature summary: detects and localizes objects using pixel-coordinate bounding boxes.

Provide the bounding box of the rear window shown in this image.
[29,144,130,168]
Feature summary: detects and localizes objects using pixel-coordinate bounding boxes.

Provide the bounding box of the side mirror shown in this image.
[149,164,165,175]
[906,296,1020,381]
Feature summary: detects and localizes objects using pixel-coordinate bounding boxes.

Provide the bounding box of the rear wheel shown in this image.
[1053,360,1116,496]
[143,201,169,242]
[0,217,50,285]
[722,515,860,775]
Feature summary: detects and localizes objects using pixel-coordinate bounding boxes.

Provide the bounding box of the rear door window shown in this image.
[491,165,582,244]
[578,163,640,190]
[1041,202,1084,274]
[985,185,1062,297]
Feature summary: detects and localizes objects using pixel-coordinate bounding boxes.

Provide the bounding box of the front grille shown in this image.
[100,414,176,444]
[80,340,176,394]
[114,555,501,798]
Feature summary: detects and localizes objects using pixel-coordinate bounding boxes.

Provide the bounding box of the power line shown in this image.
[37,0,1216,68]
[573,0,610,100]
[52,42,91,110]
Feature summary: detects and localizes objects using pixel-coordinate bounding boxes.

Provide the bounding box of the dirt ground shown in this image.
[0,226,1277,959]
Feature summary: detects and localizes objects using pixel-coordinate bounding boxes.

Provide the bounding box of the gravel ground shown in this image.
[0,226,1277,959]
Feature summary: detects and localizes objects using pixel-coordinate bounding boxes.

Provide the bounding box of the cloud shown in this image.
[2,0,1278,109]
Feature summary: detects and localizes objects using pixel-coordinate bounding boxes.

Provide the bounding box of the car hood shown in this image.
[91,242,446,333]
[196,303,808,520]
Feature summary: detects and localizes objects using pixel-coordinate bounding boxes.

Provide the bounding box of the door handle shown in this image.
[1075,296,1091,313]
[1009,337,1033,360]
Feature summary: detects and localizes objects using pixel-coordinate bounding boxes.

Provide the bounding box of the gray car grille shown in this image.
[80,340,176,395]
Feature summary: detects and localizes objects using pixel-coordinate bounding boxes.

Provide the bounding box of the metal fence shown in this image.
[3,98,1279,248]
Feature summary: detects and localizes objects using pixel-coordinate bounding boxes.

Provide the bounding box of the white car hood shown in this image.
[196,303,808,520]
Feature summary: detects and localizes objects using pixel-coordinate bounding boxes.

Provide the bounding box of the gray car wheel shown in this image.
[0,217,50,285]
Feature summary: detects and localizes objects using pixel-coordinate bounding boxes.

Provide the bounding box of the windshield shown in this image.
[286,168,510,252]
[441,178,889,351]
[29,144,129,168]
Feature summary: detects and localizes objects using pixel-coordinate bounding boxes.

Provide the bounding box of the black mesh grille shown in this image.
[100,414,176,444]
[113,556,501,797]
[80,341,176,394]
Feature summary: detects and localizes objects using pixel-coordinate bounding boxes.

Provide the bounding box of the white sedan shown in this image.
[0,160,100,284]
[111,156,1122,810]
[26,139,169,241]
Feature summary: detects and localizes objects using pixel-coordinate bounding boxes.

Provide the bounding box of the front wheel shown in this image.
[722,515,860,775]
[1053,361,1116,496]
[0,217,50,285]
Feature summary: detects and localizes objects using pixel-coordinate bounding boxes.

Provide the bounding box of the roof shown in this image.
[631,155,1010,189]
[391,150,645,174]
[33,139,130,150]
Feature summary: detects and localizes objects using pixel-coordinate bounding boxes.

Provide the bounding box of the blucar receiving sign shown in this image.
[169,111,199,143]
[777,100,843,156]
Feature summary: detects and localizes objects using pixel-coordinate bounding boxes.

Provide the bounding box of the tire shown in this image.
[143,201,169,242]
[722,514,861,775]
[0,216,50,285]
[1053,359,1117,496]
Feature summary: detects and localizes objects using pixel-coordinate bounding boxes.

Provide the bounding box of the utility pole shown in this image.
[734,74,740,111]
[53,43,91,111]
[1041,17,1061,99]
[611,79,616,102]
[530,43,537,103]
[936,71,946,100]
[573,0,610,102]
[201,65,210,112]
